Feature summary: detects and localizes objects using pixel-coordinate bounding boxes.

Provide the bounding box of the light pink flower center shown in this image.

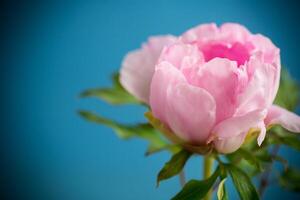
[202,42,251,66]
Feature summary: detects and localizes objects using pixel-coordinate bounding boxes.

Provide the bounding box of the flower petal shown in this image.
[211,109,267,140]
[214,132,248,154]
[181,23,218,44]
[149,61,186,124]
[120,35,176,103]
[236,57,277,115]
[166,83,216,143]
[195,58,240,123]
[265,105,300,133]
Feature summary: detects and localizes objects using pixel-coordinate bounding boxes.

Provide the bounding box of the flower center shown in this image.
[201,42,251,66]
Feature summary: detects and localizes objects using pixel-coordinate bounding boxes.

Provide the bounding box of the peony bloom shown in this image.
[120,35,176,103]
[121,23,300,153]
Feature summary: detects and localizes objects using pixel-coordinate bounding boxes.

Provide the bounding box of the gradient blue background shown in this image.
[2,0,300,199]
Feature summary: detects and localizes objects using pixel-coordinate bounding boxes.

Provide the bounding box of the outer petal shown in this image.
[219,23,251,43]
[265,105,300,133]
[195,58,240,123]
[166,83,216,144]
[235,57,277,115]
[120,35,176,103]
[149,62,186,124]
[214,132,248,154]
[211,109,267,139]
[181,23,218,44]
[212,109,267,153]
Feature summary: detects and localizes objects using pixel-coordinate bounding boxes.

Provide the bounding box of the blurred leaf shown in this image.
[79,110,166,149]
[157,150,192,186]
[171,167,220,200]
[279,167,300,192]
[228,149,262,171]
[274,68,299,111]
[80,72,140,105]
[145,144,180,156]
[271,127,300,151]
[217,178,228,200]
[226,164,259,200]
[80,87,140,105]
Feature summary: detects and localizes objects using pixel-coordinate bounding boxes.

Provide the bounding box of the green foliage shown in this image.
[80,73,140,105]
[157,150,192,186]
[225,164,259,200]
[79,110,167,151]
[171,167,220,200]
[217,178,228,200]
[274,68,299,111]
[279,167,300,192]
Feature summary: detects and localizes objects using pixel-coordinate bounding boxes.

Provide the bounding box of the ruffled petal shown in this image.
[265,105,300,133]
[195,58,239,123]
[181,23,218,44]
[219,23,251,43]
[214,132,248,154]
[210,109,267,140]
[235,57,277,115]
[166,83,216,143]
[149,61,186,124]
[120,35,176,103]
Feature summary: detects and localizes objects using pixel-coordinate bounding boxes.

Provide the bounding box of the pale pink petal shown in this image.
[120,35,176,103]
[194,58,240,123]
[166,83,216,144]
[214,132,248,154]
[265,105,300,133]
[149,62,186,124]
[257,121,267,146]
[181,23,218,44]
[219,23,251,43]
[235,57,277,115]
[158,43,204,69]
[211,109,267,153]
[210,109,267,140]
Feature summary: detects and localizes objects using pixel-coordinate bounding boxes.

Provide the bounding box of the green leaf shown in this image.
[217,178,228,200]
[279,167,300,192]
[171,167,220,200]
[229,149,262,171]
[272,127,300,151]
[80,72,140,105]
[226,164,259,200]
[145,144,180,156]
[80,87,140,105]
[274,68,299,111]
[79,110,167,149]
[157,150,192,186]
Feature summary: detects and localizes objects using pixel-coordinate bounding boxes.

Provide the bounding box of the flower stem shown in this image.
[203,155,214,200]
[179,170,186,188]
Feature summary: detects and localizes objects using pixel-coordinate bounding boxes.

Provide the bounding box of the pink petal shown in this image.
[210,109,267,140]
[257,121,266,146]
[235,57,277,115]
[214,132,248,154]
[166,83,216,144]
[219,23,251,43]
[149,62,186,124]
[195,58,239,123]
[265,105,300,133]
[158,43,203,69]
[120,35,176,103]
[181,23,218,44]
[211,109,267,153]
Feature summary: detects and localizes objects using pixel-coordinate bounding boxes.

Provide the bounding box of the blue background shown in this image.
[2,0,300,199]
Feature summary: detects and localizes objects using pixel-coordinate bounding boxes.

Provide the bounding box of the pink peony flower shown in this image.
[120,23,300,153]
[120,35,176,103]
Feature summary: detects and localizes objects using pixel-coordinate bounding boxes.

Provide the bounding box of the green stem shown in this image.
[203,155,214,200]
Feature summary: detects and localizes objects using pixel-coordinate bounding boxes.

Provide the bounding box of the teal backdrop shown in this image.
[2,0,300,199]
